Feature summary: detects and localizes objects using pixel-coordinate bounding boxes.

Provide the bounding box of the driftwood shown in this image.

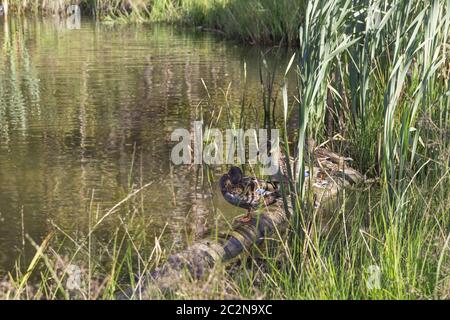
[116,155,363,299]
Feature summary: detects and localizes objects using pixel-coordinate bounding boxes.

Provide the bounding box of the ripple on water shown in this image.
[0,18,295,273]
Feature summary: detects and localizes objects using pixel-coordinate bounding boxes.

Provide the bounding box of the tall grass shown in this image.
[275,0,449,299]
[2,1,306,44]
[170,0,305,45]
[2,0,149,19]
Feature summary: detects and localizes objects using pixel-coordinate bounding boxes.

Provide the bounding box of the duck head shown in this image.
[228,166,243,185]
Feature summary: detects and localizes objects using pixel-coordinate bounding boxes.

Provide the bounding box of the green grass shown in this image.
[274,0,450,299]
[166,0,305,45]
[3,0,306,45]
[1,0,449,300]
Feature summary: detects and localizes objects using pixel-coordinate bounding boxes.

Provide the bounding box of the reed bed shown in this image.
[2,0,305,44]
[277,0,449,299]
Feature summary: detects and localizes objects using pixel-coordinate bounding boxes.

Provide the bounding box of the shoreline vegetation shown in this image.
[2,0,305,45]
[1,0,449,300]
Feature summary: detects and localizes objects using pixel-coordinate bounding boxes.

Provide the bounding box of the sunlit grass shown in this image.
[3,0,306,44]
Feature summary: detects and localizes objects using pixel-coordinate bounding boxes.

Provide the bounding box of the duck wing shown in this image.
[315,147,353,165]
[246,178,281,206]
[259,180,282,206]
[220,173,282,210]
[219,174,261,209]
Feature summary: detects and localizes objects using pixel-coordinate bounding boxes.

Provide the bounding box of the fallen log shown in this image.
[116,157,363,299]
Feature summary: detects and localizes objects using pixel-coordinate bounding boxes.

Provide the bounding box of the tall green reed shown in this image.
[2,0,449,300]
[276,0,449,299]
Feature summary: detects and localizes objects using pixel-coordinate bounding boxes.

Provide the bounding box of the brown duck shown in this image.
[305,138,353,167]
[219,166,281,222]
[305,138,362,184]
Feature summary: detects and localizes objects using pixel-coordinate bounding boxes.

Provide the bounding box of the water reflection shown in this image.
[0,17,293,274]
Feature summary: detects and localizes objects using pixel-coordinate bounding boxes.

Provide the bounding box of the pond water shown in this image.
[0,17,293,275]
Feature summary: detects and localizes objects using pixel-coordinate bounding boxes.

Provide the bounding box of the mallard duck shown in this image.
[219,166,281,222]
[305,138,353,167]
[305,138,362,184]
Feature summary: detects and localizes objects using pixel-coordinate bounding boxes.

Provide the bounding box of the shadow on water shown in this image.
[0,16,296,275]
